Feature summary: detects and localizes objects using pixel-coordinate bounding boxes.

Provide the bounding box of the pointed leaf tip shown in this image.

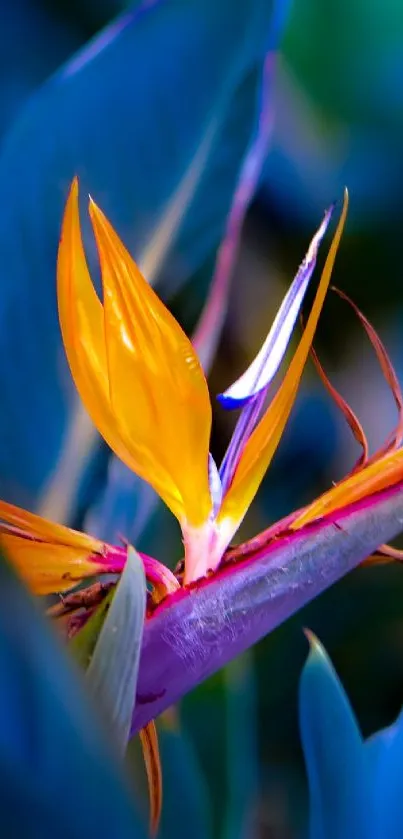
[299,634,369,839]
[87,545,146,754]
[303,628,325,658]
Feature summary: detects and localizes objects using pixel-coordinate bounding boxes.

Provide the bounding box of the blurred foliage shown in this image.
[0,548,147,837]
[1,1,403,838]
[0,0,286,516]
[300,637,403,838]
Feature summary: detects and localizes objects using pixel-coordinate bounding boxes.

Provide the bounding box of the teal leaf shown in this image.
[222,652,259,839]
[157,717,213,839]
[85,457,159,544]
[87,546,146,753]
[0,0,83,140]
[299,635,369,839]
[0,0,290,515]
[0,549,146,837]
[368,705,403,838]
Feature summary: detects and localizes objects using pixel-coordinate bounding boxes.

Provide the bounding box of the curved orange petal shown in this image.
[58,180,212,528]
[57,179,138,472]
[0,532,102,596]
[139,721,162,837]
[217,190,349,541]
[291,448,403,529]
[0,500,109,595]
[0,498,101,551]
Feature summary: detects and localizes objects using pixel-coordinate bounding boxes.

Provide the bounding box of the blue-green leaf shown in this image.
[0,549,146,837]
[157,715,213,839]
[87,546,146,753]
[222,652,259,839]
[299,635,369,839]
[367,706,403,838]
[0,0,290,515]
[0,0,83,141]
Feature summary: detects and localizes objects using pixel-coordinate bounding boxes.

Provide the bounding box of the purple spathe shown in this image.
[131,481,403,733]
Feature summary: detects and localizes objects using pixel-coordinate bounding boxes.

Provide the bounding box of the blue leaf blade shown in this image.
[366,706,403,838]
[0,0,290,510]
[0,549,146,837]
[299,635,369,839]
[157,715,213,839]
[222,652,259,839]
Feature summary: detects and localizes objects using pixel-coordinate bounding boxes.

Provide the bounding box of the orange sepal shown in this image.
[292,447,403,529]
[0,532,103,596]
[0,499,106,595]
[57,179,212,528]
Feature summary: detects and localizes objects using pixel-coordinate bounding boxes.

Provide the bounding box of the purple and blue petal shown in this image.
[218,388,266,492]
[217,204,334,410]
[208,453,223,516]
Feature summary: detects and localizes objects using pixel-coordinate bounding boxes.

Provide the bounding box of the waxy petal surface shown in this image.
[58,181,212,527]
[219,204,334,408]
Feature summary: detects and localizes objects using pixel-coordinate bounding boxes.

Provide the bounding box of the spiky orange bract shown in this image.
[217,190,349,540]
[292,448,403,528]
[0,499,107,595]
[57,179,212,528]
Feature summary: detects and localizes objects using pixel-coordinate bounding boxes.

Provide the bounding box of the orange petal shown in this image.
[0,500,110,595]
[58,180,212,527]
[139,721,162,837]
[0,531,102,596]
[57,179,139,473]
[0,498,101,552]
[217,189,349,538]
[292,447,403,528]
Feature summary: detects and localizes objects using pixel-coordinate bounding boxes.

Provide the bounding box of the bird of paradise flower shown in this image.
[2,181,403,830]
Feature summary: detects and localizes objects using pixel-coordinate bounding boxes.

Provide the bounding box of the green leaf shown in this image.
[222,652,259,839]
[87,547,146,753]
[157,717,213,839]
[70,586,115,669]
